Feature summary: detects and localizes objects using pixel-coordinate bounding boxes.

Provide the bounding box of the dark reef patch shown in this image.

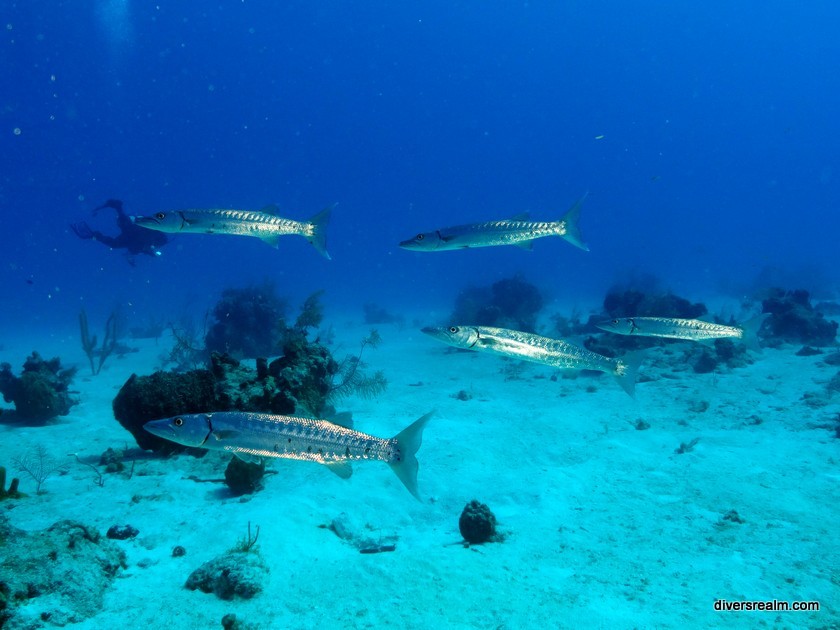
[205,282,288,359]
[760,288,838,347]
[458,500,501,545]
[114,346,339,454]
[112,369,216,453]
[224,457,266,496]
[451,274,543,332]
[0,352,77,422]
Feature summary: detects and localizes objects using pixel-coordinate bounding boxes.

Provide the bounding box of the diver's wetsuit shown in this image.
[71,199,168,259]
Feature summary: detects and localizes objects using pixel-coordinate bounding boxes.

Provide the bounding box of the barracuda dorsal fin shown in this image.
[509,212,530,221]
[260,234,281,248]
[259,204,281,215]
[325,461,353,479]
[514,239,534,250]
[326,412,354,429]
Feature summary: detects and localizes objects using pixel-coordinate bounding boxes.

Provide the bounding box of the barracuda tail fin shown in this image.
[307,204,335,259]
[740,313,770,352]
[615,350,644,397]
[389,411,433,501]
[560,193,589,252]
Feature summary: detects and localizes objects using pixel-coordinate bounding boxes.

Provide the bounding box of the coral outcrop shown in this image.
[185,551,268,600]
[0,466,21,500]
[112,369,216,453]
[0,352,77,422]
[205,283,287,359]
[114,348,339,454]
[0,516,126,627]
[451,274,543,332]
[458,500,500,545]
[761,288,838,346]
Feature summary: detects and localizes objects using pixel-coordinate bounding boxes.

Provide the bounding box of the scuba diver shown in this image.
[71,199,169,264]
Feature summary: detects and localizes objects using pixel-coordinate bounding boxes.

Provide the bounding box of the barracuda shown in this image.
[596,314,768,350]
[134,204,334,258]
[399,194,589,252]
[144,410,432,499]
[422,325,642,397]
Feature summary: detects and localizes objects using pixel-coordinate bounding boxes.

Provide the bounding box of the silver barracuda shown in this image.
[144,410,432,500]
[596,314,769,351]
[399,195,589,252]
[422,325,642,397]
[134,204,334,258]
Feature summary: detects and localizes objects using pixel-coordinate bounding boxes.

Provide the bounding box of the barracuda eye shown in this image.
[612,319,619,325]
[449,326,459,333]
[155,212,166,220]
[173,417,183,427]
[416,234,424,241]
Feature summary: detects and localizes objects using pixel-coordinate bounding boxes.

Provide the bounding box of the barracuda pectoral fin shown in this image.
[213,429,241,440]
[324,461,353,479]
[233,452,263,465]
[475,335,512,351]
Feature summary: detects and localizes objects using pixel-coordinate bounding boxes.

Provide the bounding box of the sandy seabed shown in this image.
[1,312,838,630]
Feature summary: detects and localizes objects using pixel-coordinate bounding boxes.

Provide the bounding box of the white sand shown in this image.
[1,317,838,629]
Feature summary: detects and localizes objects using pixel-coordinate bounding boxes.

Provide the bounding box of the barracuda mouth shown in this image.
[143,418,175,438]
[420,326,448,341]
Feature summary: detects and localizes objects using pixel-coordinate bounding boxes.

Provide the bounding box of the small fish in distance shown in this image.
[143,410,432,500]
[422,325,642,397]
[134,204,334,258]
[399,194,589,252]
[596,314,769,351]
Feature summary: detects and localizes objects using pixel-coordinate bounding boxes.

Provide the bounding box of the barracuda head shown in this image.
[144,413,212,447]
[596,318,638,335]
[399,230,446,251]
[421,325,481,349]
[134,211,188,233]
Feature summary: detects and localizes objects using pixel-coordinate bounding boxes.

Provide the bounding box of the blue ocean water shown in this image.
[2,1,838,334]
[1,3,839,628]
